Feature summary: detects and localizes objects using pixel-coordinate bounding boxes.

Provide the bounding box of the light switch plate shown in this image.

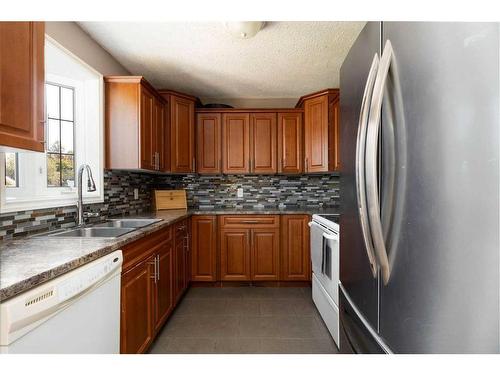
[134,188,139,200]
[237,188,243,198]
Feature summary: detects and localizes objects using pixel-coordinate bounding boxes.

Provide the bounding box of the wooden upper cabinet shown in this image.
[222,113,250,174]
[191,215,217,281]
[298,89,340,173]
[158,91,196,173]
[105,76,167,172]
[140,87,155,170]
[278,112,303,174]
[281,215,311,281]
[196,113,221,174]
[0,22,45,152]
[329,97,341,171]
[250,113,277,174]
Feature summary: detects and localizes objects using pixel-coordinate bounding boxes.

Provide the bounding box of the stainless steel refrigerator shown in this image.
[339,22,499,354]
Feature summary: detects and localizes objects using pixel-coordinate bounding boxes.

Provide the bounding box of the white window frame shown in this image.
[0,36,104,213]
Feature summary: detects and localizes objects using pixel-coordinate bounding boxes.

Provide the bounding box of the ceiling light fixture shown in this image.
[224,22,265,39]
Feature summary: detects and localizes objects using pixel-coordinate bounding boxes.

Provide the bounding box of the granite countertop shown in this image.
[0,207,340,302]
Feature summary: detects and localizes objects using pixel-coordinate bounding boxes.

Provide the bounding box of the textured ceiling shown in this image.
[78,21,365,99]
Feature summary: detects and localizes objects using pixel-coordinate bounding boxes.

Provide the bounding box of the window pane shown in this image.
[47,119,60,152]
[47,154,61,187]
[61,155,75,187]
[5,153,18,187]
[60,121,74,154]
[46,84,60,119]
[60,87,74,121]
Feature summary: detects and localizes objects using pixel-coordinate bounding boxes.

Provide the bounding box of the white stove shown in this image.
[309,214,340,348]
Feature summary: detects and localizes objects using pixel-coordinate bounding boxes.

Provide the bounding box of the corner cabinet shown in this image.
[278,112,303,174]
[159,90,196,173]
[191,215,218,281]
[0,22,45,152]
[105,76,167,172]
[297,89,340,173]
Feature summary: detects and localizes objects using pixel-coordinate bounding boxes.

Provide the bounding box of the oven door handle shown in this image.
[321,232,337,276]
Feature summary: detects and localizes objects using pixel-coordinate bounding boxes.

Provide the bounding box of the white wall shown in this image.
[45,22,129,76]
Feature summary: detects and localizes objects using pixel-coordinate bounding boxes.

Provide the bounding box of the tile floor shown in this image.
[148,287,339,354]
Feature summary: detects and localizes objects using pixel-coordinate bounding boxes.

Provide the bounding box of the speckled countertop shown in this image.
[0,207,339,302]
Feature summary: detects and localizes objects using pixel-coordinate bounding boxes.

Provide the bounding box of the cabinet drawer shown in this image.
[122,226,172,271]
[220,215,279,228]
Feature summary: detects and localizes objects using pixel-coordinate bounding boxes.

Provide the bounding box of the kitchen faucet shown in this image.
[77,164,97,227]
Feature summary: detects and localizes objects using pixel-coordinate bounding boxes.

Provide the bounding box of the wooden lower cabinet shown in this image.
[120,255,155,354]
[191,215,217,281]
[154,241,174,331]
[281,215,311,281]
[174,219,190,302]
[251,229,280,281]
[220,229,251,281]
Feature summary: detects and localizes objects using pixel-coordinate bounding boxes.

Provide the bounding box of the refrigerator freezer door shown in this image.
[379,22,499,353]
[340,21,381,329]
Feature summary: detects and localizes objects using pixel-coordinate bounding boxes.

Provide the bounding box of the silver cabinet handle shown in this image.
[156,254,160,281]
[366,40,395,285]
[355,53,380,279]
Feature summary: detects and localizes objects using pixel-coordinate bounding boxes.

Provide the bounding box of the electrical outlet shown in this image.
[237,188,244,198]
[134,188,139,200]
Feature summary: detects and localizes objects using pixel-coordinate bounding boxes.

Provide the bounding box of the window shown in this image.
[0,37,104,213]
[46,83,76,187]
[4,153,18,188]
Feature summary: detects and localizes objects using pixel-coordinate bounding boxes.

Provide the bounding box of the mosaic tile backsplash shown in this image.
[0,170,154,240]
[0,171,339,240]
[156,174,340,210]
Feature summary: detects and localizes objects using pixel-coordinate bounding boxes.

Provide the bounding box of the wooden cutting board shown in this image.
[153,190,187,210]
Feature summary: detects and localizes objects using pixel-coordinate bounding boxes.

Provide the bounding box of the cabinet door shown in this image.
[250,113,277,174]
[196,113,221,174]
[170,95,195,173]
[154,98,165,171]
[121,256,155,354]
[222,113,250,174]
[154,241,174,332]
[304,94,329,173]
[140,87,155,170]
[251,228,280,281]
[329,97,341,172]
[281,215,311,281]
[278,112,303,174]
[0,22,45,152]
[220,229,251,281]
[174,233,186,302]
[191,215,217,281]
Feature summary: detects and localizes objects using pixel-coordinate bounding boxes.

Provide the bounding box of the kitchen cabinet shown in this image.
[250,113,277,174]
[222,113,250,174]
[220,228,251,281]
[281,215,311,281]
[196,113,221,174]
[191,215,218,281]
[297,89,340,173]
[278,112,303,174]
[159,90,196,173]
[120,226,174,354]
[154,241,174,331]
[174,219,190,302]
[0,22,45,152]
[121,254,155,354]
[105,76,167,171]
[219,215,280,281]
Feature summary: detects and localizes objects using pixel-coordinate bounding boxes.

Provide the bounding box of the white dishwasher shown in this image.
[0,250,123,354]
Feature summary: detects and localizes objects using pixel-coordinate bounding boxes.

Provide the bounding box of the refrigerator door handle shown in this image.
[355,53,380,278]
[365,40,395,285]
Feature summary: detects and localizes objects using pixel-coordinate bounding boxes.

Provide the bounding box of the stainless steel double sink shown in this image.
[47,218,162,238]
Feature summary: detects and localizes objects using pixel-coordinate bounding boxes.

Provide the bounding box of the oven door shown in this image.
[309,221,339,305]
